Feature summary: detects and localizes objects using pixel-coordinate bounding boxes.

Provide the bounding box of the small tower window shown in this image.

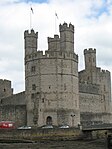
[31,66,36,72]
[31,93,35,99]
[32,84,36,90]
[64,83,66,90]
[104,85,106,91]
[42,98,44,103]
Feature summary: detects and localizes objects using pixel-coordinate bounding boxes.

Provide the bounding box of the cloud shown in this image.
[0,0,112,93]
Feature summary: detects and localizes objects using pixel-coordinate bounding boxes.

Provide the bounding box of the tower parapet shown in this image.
[84,48,96,54]
[24,29,38,56]
[59,22,74,53]
[59,22,74,32]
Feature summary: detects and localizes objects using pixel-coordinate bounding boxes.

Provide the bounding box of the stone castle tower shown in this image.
[24,22,80,127]
[79,48,111,125]
[80,48,111,107]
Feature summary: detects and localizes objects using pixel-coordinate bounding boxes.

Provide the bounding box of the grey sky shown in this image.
[0,0,112,93]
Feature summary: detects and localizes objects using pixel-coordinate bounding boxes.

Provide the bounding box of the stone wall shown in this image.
[0,105,26,126]
[0,128,82,141]
[0,92,26,127]
[1,91,25,105]
[79,83,100,94]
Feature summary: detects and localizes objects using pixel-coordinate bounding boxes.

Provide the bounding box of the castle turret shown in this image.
[48,35,60,51]
[84,48,96,70]
[24,29,38,56]
[59,22,74,52]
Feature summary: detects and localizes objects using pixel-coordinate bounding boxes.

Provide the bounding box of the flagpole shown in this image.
[55,12,56,34]
[30,6,32,31]
[30,4,33,31]
[55,11,58,34]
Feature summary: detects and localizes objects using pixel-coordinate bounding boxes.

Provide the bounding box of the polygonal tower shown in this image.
[24,23,80,127]
[24,29,38,56]
[59,22,74,52]
[24,29,38,126]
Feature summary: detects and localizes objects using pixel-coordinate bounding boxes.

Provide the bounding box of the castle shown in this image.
[0,22,111,127]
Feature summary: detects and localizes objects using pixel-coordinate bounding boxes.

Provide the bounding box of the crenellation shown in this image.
[24,29,38,38]
[59,22,74,33]
[97,68,110,77]
[48,35,60,51]
[37,50,44,57]
[84,48,96,54]
[48,35,60,43]
[25,49,78,63]
[69,23,74,31]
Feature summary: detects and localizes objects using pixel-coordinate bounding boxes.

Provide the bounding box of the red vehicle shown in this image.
[0,121,15,129]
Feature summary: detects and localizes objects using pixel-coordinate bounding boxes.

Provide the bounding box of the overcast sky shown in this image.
[0,0,112,94]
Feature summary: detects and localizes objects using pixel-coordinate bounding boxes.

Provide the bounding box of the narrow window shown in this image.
[31,66,36,72]
[42,98,44,103]
[31,93,35,99]
[104,85,106,91]
[64,83,66,90]
[32,84,36,90]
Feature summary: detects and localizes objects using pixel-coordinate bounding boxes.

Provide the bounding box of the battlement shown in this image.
[48,35,60,51]
[97,68,110,76]
[0,79,11,86]
[48,35,60,43]
[59,22,74,32]
[84,48,96,55]
[24,29,38,38]
[25,50,78,62]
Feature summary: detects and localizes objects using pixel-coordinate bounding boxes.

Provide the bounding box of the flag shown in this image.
[31,7,34,14]
[55,12,58,19]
